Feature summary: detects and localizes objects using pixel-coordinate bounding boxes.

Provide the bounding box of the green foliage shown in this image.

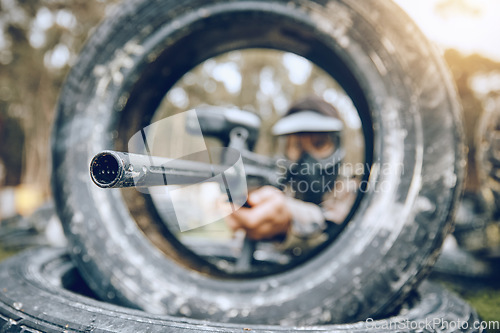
[438,279,500,332]
[466,290,500,331]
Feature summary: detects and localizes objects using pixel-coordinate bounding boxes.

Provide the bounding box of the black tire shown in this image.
[477,108,500,216]
[0,247,482,333]
[453,192,500,256]
[51,0,464,325]
[431,235,500,282]
[0,201,65,251]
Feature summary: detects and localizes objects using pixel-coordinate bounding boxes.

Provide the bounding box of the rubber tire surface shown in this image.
[0,247,482,333]
[51,0,465,325]
[453,193,500,256]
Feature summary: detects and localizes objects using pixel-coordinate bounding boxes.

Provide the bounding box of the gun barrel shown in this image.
[90,150,284,189]
[90,150,223,188]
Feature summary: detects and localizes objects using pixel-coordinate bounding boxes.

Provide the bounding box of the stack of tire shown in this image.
[452,107,500,258]
[0,0,483,332]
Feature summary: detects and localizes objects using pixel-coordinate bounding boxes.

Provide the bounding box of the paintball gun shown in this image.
[90,149,284,190]
[90,106,341,271]
[90,106,286,191]
[90,106,287,272]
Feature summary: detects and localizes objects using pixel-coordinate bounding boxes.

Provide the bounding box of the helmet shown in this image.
[272,96,344,136]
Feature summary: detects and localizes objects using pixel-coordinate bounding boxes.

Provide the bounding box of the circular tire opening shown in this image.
[117,49,368,278]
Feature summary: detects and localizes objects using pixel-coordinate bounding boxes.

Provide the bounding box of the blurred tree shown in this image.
[154,49,365,166]
[0,0,120,195]
[444,49,500,192]
[0,106,24,185]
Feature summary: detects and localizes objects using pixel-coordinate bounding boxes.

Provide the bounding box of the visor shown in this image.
[271,111,343,136]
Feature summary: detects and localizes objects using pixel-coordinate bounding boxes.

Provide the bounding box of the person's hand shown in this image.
[226,186,292,240]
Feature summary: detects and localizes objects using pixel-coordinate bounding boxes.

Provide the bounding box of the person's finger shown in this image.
[246,221,275,240]
[234,197,280,229]
[225,214,240,231]
[227,207,253,227]
[247,186,280,206]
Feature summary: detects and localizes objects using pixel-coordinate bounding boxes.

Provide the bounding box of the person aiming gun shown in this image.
[226,96,357,250]
[90,96,357,254]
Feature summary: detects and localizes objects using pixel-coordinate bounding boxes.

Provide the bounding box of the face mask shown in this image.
[286,148,345,205]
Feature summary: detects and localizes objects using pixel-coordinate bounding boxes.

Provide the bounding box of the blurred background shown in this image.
[0,0,499,324]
